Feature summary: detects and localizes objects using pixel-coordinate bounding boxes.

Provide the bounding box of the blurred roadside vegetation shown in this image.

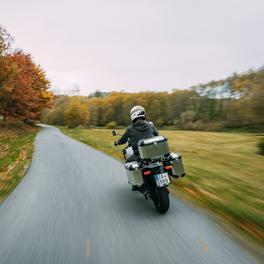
[0,122,38,202]
[60,127,264,247]
[258,138,264,155]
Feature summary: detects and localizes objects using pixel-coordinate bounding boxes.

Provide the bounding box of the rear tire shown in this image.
[152,187,170,214]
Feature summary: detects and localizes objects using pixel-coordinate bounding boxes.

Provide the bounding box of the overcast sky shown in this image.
[1,0,264,94]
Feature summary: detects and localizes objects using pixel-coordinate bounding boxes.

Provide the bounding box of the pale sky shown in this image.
[1,0,264,94]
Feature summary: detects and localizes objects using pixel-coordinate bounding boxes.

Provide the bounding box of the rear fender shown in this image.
[143,165,165,187]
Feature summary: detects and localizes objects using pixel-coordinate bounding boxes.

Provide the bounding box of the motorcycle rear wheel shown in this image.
[152,187,170,214]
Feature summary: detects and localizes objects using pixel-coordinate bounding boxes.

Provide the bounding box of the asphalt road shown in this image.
[0,126,257,264]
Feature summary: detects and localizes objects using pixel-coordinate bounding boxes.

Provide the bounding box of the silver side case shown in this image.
[170,153,185,177]
[125,162,143,186]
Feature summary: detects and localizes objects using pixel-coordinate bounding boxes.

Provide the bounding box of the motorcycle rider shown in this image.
[114,105,159,163]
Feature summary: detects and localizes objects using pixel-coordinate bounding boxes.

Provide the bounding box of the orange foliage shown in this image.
[0,50,53,121]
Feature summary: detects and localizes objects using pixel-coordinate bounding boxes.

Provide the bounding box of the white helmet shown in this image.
[130,105,146,122]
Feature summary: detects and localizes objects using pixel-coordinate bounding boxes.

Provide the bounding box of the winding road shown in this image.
[0,126,256,264]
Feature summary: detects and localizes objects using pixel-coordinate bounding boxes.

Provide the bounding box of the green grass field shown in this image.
[0,123,38,203]
[60,127,264,245]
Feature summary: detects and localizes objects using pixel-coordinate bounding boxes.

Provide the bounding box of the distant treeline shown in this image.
[42,67,264,131]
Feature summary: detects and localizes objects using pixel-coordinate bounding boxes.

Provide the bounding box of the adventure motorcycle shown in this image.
[112,131,185,214]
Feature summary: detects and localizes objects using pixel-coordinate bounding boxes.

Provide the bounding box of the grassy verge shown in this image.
[60,127,264,246]
[0,122,39,203]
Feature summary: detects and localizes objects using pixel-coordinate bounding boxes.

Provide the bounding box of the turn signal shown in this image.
[165,165,173,170]
[143,171,152,175]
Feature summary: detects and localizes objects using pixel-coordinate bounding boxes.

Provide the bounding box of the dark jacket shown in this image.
[117,120,159,155]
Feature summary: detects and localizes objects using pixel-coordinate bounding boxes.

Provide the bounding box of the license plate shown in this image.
[154,173,170,187]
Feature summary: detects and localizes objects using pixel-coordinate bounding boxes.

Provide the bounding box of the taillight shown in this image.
[164,165,173,170]
[143,171,152,175]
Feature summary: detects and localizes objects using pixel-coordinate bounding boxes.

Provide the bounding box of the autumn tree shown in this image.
[0,26,53,122]
[0,26,12,57]
[64,97,89,128]
[42,95,70,125]
[0,50,53,121]
[0,26,13,116]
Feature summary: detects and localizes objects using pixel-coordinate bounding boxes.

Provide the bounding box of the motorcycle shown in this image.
[112,130,185,214]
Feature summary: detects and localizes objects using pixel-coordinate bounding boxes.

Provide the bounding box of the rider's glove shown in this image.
[114,140,118,147]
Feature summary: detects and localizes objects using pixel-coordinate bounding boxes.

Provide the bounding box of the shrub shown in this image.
[105,121,117,129]
[207,121,225,132]
[258,138,264,155]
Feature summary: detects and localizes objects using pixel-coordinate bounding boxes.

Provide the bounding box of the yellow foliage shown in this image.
[64,97,89,128]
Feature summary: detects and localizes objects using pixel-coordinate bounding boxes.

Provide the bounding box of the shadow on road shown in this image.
[110,185,177,218]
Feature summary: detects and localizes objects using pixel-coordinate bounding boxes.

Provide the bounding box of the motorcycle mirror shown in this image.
[112,130,117,136]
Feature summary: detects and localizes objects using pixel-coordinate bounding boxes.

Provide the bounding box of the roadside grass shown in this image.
[0,122,39,203]
[60,127,264,246]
